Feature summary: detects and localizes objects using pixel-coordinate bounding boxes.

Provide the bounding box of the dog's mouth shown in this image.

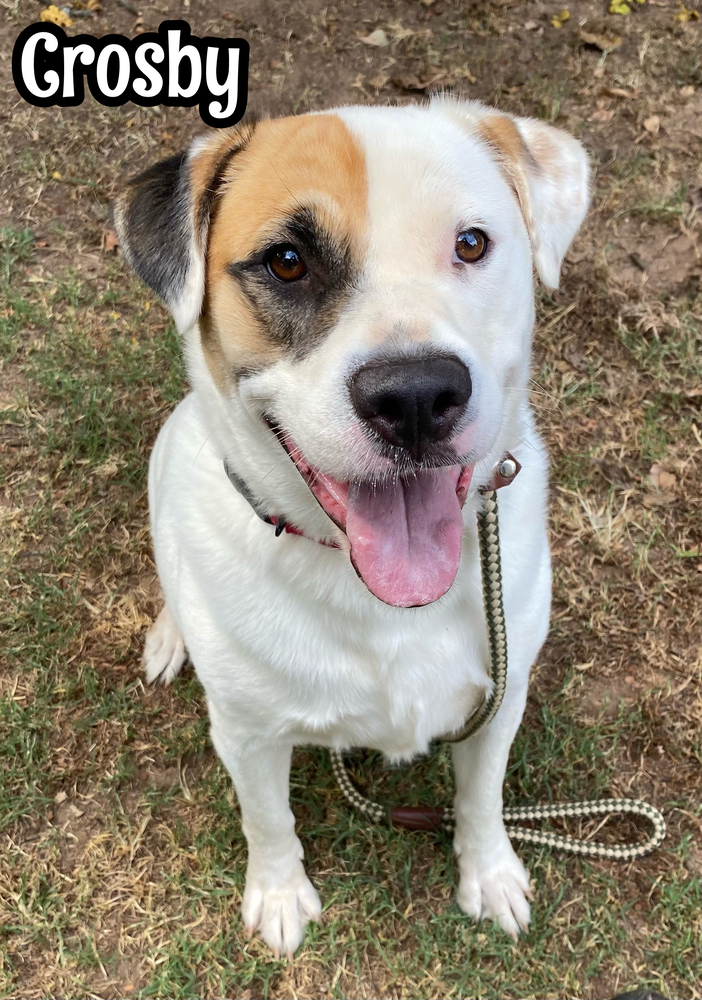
[268,423,474,608]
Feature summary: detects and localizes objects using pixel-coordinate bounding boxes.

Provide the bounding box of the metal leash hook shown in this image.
[330,454,667,860]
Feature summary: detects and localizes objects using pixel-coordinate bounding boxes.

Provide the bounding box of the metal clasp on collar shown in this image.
[481,452,521,493]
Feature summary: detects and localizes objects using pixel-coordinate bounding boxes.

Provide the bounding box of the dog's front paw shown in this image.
[242,861,322,959]
[455,836,532,941]
[143,605,188,685]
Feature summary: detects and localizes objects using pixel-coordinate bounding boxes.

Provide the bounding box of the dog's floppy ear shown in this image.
[477,112,590,289]
[438,99,589,289]
[112,122,256,333]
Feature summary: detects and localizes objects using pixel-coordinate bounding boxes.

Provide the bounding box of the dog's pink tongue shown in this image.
[345,467,467,608]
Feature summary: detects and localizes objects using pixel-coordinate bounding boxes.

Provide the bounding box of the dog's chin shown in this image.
[268,422,474,609]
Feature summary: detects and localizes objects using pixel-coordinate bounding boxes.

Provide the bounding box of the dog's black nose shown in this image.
[349,355,472,458]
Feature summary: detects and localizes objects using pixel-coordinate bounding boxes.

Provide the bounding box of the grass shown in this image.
[2,0,702,994]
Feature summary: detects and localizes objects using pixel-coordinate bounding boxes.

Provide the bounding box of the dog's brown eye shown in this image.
[266,245,307,282]
[455,229,489,264]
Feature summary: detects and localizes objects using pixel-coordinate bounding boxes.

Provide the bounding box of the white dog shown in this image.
[114,98,589,958]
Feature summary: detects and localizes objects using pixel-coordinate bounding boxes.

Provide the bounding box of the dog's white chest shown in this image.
[283,615,491,758]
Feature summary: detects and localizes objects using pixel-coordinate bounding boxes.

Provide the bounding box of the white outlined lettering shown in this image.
[205,46,241,121]
[11,20,249,128]
[62,43,95,100]
[20,29,60,99]
[96,43,131,99]
[133,41,164,100]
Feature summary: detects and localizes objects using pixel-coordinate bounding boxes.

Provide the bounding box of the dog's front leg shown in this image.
[209,707,321,958]
[451,682,532,941]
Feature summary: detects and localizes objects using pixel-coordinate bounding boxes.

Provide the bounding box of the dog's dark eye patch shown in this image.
[226,206,358,358]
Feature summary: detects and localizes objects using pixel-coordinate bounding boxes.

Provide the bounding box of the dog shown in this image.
[113,97,589,958]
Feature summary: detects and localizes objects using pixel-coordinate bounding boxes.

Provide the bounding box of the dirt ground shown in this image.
[1,1,701,999]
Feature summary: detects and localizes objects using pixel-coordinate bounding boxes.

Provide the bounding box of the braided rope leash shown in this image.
[330,479,666,861]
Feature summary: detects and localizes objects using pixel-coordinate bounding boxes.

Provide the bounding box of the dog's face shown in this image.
[115,100,588,608]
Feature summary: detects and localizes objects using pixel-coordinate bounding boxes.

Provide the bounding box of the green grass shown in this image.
[634,184,690,223]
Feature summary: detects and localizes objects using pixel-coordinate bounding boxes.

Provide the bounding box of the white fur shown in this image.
[141,101,588,956]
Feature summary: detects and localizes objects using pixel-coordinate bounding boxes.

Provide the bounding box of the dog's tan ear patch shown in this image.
[477,111,589,289]
[112,121,256,333]
[479,115,529,166]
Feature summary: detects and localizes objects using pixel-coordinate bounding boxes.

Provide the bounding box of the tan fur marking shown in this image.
[477,114,540,259]
[202,113,368,386]
[189,121,258,239]
[477,115,527,166]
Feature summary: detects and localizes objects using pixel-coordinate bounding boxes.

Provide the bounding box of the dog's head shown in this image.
[114,100,588,608]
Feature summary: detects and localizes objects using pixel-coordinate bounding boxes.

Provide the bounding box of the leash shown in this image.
[223,455,666,861]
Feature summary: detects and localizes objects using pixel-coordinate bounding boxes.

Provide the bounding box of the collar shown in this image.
[223,453,521,547]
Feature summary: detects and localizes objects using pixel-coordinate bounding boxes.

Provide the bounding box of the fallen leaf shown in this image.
[524,20,539,30]
[368,72,390,92]
[673,2,699,22]
[679,85,695,97]
[454,66,477,84]
[387,21,415,41]
[54,790,68,804]
[392,68,445,91]
[579,27,623,51]
[643,114,661,135]
[603,86,636,98]
[649,463,677,491]
[609,0,632,13]
[551,8,570,28]
[350,74,370,96]
[588,108,616,122]
[40,5,72,26]
[643,491,675,507]
[360,29,390,47]
[51,170,62,180]
[66,804,85,820]
[103,229,119,252]
[87,0,101,10]
[94,458,126,479]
